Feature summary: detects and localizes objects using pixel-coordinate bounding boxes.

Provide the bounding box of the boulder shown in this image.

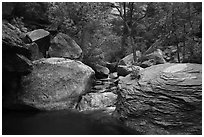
[163,46,183,63]
[3,31,33,73]
[18,58,95,111]
[106,62,118,73]
[2,21,33,109]
[2,20,28,52]
[77,92,117,111]
[140,59,155,68]
[109,72,118,79]
[115,63,202,135]
[48,33,82,59]
[25,43,44,61]
[139,49,166,68]
[26,29,50,57]
[118,51,141,66]
[117,65,143,77]
[94,64,110,79]
[2,20,32,76]
[117,65,132,76]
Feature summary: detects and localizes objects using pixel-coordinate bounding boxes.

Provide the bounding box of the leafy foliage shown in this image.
[7,2,202,65]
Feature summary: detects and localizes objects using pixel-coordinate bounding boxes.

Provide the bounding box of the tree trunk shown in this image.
[187,3,193,29]
[129,2,137,63]
[171,3,180,63]
[182,24,186,61]
[80,28,85,51]
[176,43,180,63]
[121,2,127,58]
[131,37,137,63]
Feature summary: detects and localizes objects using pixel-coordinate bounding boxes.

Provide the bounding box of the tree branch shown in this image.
[111,3,131,34]
[132,12,147,27]
[113,4,125,21]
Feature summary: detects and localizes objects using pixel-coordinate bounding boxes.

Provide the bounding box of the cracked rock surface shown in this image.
[115,63,202,135]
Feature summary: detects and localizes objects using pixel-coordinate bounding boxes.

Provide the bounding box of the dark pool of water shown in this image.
[2,109,138,135]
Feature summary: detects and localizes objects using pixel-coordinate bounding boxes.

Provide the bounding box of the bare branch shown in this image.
[113,4,125,21]
[111,13,121,17]
[132,12,147,27]
[111,3,131,34]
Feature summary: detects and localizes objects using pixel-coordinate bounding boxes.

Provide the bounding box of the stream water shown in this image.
[2,108,137,135]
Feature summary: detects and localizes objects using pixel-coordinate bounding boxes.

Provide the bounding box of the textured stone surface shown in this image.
[25,43,44,61]
[19,58,95,111]
[117,65,143,77]
[77,92,117,111]
[140,59,155,68]
[139,49,166,68]
[2,20,32,74]
[109,72,118,79]
[27,29,50,42]
[2,20,29,55]
[94,64,110,79]
[115,63,202,135]
[2,20,33,110]
[48,33,82,59]
[118,49,165,69]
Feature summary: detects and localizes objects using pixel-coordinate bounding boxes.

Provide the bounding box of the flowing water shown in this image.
[2,108,137,135]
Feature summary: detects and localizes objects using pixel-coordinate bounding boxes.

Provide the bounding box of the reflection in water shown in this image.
[2,109,138,135]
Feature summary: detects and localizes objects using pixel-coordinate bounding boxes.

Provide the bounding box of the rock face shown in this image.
[140,59,155,68]
[48,33,82,59]
[118,49,166,69]
[77,92,117,111]
[25,43,44,61]
[117,65,143,77]
[106,62,118,73]
[118,51,141,66]
[3,20,28,51]
[94,64,110,79]
[26,29,50,57]
[2,20,33,109]
[139,49,166,68]
[115,63,202,135]
[19,58,95,111]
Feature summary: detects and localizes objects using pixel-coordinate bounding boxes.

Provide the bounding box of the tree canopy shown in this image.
[8,2,202,64]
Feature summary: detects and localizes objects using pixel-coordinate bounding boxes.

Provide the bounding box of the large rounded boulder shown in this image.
[48,33,82,59]
[19,58,95,111]
[115,63,202,135]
